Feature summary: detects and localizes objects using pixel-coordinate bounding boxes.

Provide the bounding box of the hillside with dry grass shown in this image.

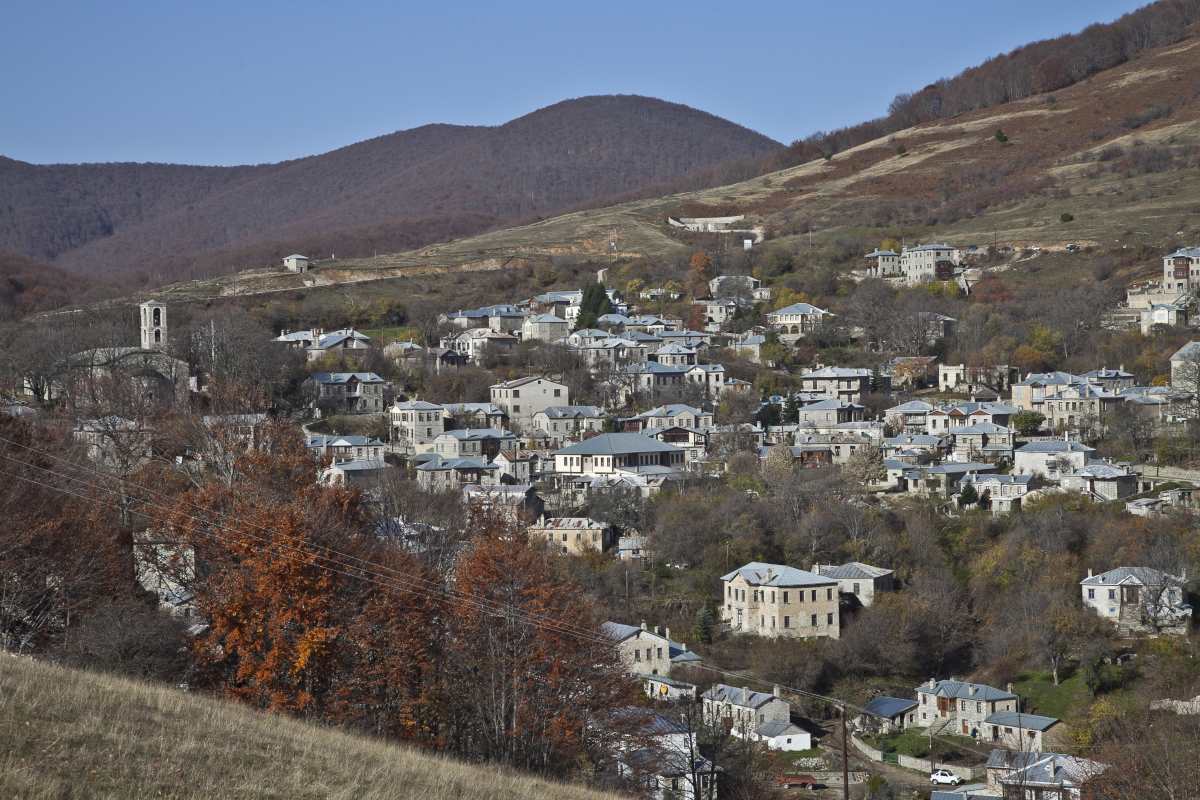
[0,656,619,800]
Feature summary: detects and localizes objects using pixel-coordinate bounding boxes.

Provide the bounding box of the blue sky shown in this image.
[3,0,1147,165]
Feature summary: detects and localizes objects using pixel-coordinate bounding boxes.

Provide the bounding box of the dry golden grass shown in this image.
[0,655,620,800]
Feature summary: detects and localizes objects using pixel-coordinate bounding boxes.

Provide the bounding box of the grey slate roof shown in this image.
[983,711,1059,731]
[721,562,834,588]
[861,696,917,719]
[1017,440,1095,454]
[755,720,804,738]
[814,562,893,580]
[702,683,778,709]
[916,679,1016,702]
[556,433,680,456]
[1080,566,1182,586]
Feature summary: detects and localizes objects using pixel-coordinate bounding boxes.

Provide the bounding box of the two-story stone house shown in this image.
[721,562,840,640]
[602,620,702,678]
[531,405,606,444]
[307,372,390,414]
[553,433,687,479]
[529,516,616,555]
[1081,566,1192,635]
[766,302,832,340]
[702,684,790,730]
[305,434,385,464]
[915,679,1018,737]
[431,428,519,461]
[622,404,714,432]
[490,376,569,431]
[390,399,445,453]
[799,367,872,403]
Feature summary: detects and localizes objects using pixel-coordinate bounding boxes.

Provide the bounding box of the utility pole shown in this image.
[841,703,849,800]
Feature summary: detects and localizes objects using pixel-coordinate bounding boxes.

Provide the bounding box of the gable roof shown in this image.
[309,371,385,384]
[1017,440,1095,454]
[720,562,834,588]
[1080,566,1182,587]
[814,562,893,580]
[556,433,680,456]
[861,696,917,719]
[771,302,828,316]
[917,679,1016,702]
[983,711,1059,731]
[702,683,779,709]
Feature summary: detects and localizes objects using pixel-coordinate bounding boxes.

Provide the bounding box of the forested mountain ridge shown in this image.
[0,96,781,286]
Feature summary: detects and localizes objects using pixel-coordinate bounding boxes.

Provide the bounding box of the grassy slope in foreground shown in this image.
[0,655,617,800]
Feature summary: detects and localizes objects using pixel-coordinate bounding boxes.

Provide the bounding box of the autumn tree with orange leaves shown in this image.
[442,512,632,774]
[687,251,713,298]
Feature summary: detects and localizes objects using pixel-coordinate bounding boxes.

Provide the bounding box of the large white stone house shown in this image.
[811,562,894,607]
[766,302,831,339]
[1081,566,1192,635]
[800,367,873,403]
[390,400,445,453]
[1013,439,1095,480]
[721,562,840,640]
[490,376,568,431]
[900,243,960,284]
[1161,246,1200,293]
[915,679,1018,738]
[553,433,687,479]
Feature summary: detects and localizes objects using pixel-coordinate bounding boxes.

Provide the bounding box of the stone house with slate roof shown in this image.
[981,711,1061,751]
[811,562,895,607]
[915,679,1018,737]
[857,696,918,734]
[721,562,840,639]
[1081,566,1192,635]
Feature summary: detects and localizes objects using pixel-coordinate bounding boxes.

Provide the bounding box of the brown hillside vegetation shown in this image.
[0,95,780,286]
[0,656,619,800]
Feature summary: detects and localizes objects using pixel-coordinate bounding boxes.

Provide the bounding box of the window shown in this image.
[811,590,816,602]
[810,614,817,626]
[783,616,790,628]
[511,390,520,398]
[782,591,789,603]
[656,648,663,659]
[827,588,833,601]
[553,389,561,398]
[634,650,640,662]
[1108,589,1116,600]
[853,582,860,595]
[827,613,833,625]
[976,702,981,713]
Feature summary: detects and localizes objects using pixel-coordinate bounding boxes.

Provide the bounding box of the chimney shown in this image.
[1087,568,1093,578]
[640,621,647,631]
[654,625,661,636]
[773,685,782,698]
[743,686,753,702]
[665,627,671,641]
[927,678,936,690]
[680,642,687,651]
[970,685,978,696]
[1007,682,1015,695]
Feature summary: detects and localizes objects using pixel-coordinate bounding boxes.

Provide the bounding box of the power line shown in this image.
[0,434,869,714]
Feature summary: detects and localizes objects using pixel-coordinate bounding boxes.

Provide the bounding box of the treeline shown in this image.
[788,0,1200,160]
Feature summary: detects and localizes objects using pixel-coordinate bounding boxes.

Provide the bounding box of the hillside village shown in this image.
[10,2,1200,799]
[6,228,1200,798]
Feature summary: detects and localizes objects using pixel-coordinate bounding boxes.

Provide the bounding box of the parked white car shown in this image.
[930,769,962,786]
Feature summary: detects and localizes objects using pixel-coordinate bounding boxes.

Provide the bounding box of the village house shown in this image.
[320,458,391,490]
[442,402,508,430]
[616,362,687,402]
[611,709,718,800]
[886,355,939,389]
[702,684,790,730]
[431,427,519,461]
[958,473,1032,516]
[721,562,840,640]
[899,462,996,497]
[602,621,702,679]
[692,297,746,331]
[937,364,1018,396]
[796,399,865,427]
[1041,383,1122,434]
[492,450,534,483]
[1059,462,1137,501]
[1013,439,1095,480]
[856,697,918,735]
[529,516,615,555]
[949,422,1014,462]
[883,433,947,462]
[915,679,1018,738]
[462,483,543,522]
[521,313,570,342]
[276,328,372,361]
[530,405,606,443]
[1120,385,1193,424]
[382,339,424,363]
[811,562,895,607]
[490,376,568,431]
[414,455,500,492]
[885,400,937,434]
[649,343,698,367]
[684,363,728,398]
[618,535,650,562]
[1083,367,1136,392]
[800,367,873,403]
[900,242,960,284]
[305,433,385,464]
[862,248,902,279]
[622,404,713,432]
[981,711,1061,751]
[983,750,1106,800]
[925,401,1017,435]
[390,399,445,453]
[709,274,771,301]
[766,302,832,340]
[1160,245,1200,293]
[306,372,390,414]
[1011,371,1085,412]
[553,433,687,479]
[734,720,811,753]
[442,303,525,331]
[1081,566,1192,635]
[283,253,309,272]
[443,327,519,363]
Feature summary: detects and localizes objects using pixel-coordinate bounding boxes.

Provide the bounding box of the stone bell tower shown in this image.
[139,301,167,351]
